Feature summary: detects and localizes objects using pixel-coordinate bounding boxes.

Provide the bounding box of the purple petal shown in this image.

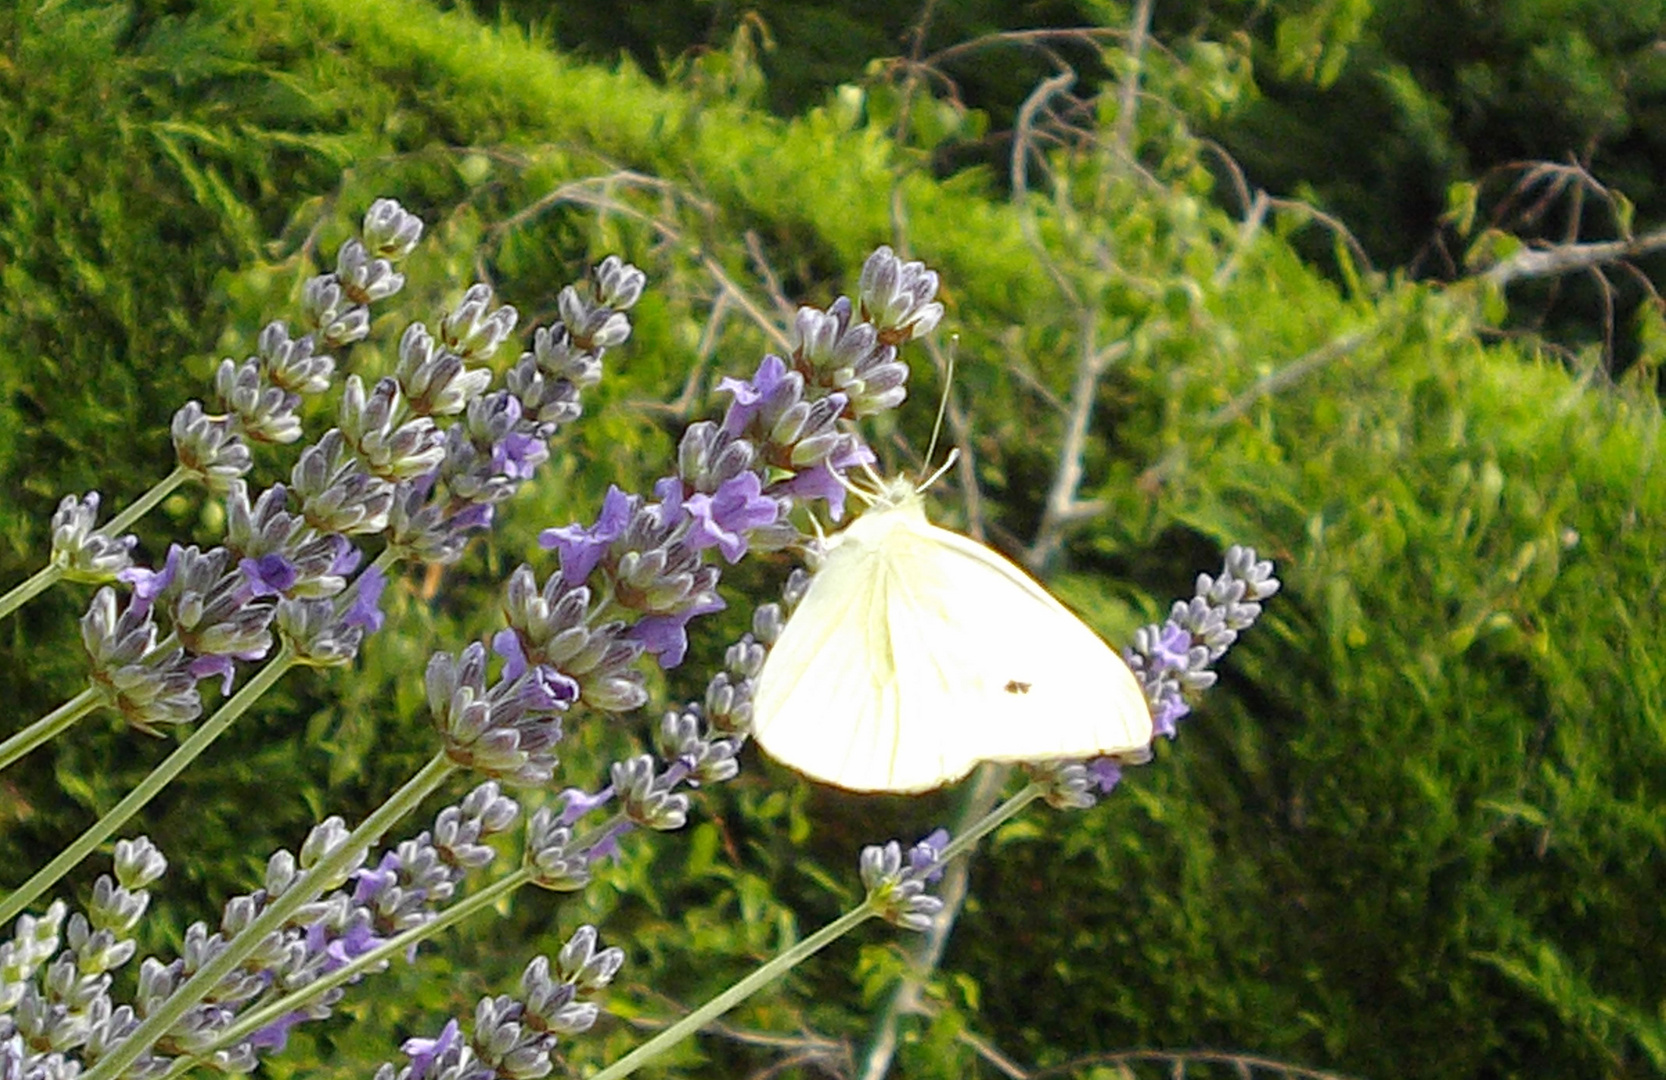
[189,653,238,695]
[717,354,789,436]
[492,627,528,680]
[558,784,616,826]
[1153,622,1192,671]
[1087,758,1124,793]
[538,485,635,585]
[520,664,579,710]
[122,544,183,613]
[494,431,547,480]
[685,472,779,563]
[629,593,725,668]
[403,1019,461,1080]
[328,537,364,576]
[343,565,387,633]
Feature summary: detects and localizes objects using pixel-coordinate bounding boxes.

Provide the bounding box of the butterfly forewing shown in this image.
[897,521,1152,763]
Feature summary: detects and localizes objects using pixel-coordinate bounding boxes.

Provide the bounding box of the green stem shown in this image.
[0,688,100,774]
[169,869,529,1077]
[0,565,65,623]
[83,751,459,1080]
[591,902,880,1080]
[0,467,191,624]
[103,466,191,536]
[852,766,1032,1080]
[0,647,298,928]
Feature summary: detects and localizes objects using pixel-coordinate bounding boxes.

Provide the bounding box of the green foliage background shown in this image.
[1,1,1663,1078]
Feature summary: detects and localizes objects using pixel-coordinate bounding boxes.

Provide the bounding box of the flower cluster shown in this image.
[0,785,525,1080]
[1030,545,1281,810]
[77,206,646,733]
[382,926,623,1080]
[48,494,138,585]
[422,247,943,798]
[860,828,951,932]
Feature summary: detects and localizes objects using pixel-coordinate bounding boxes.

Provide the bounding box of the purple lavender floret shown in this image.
[377,930,621,1080]
[1124,545,1280,740]
[1033,546,1280,810]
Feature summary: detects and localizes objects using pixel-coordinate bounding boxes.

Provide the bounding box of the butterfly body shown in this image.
[752,479,1153,792]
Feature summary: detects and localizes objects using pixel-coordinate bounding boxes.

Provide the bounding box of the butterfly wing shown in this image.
[751,528,959,792]
[752,500,1153,792]
[888,520,1153,765]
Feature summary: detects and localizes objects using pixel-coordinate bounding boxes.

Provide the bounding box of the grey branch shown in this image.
[1482,225,1666,288]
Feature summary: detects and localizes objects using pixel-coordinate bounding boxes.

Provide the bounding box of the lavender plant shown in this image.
[0,212,1277,1080]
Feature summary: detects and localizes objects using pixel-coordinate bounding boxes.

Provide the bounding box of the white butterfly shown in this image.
[751,476,1153,792]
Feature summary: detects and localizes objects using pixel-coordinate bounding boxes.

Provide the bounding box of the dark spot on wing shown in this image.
[1004,679,1031,695]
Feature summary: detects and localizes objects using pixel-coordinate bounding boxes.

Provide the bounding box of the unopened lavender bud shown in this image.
[592,255,645,310]
[612,755,688,831]
[275,597,365,667]
[335,238,406,306]
[553,925,624,994]
[258,321,335,396]
[859,834,947,932]
[50,493,137,583]
[214,358,303,444]
[112,837,167,891]
[555,285,625,351]
[1031,761,1099,810]
[530,324,603,387]
[172,401,252,491]
[90,877,149,937]
[362,197,424,261]
[265,850,299,897]
[858,245,945,341]
[340,375,446,481]
[397,324,490,417]
[224,482,300,561]
[303,275,370,348]
[291,432,395,535]
[459,781,522,837]
[524,809,591,891]
[297,817,365,890]
[440,284,518,361]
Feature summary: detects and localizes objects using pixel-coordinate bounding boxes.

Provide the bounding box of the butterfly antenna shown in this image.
[917,447,960,493]
[921,334,958,482]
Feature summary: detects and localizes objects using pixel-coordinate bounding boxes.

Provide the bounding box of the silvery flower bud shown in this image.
[553,924,624,995]
[49,493,137,583]
[339,375,446,481]
[503,355,582,435]
[291,431,395,535]
[362,198,424,261]
[275,597,365,668]
[611,755,689,831]
[302,275,370,348]
[857,244,944,342]
[213,358,303,444]
[258,321,334,396]
[592,255,645,310]
[171,401,252,492]
[335,238,405,306]
[395,324,490,417]
[440,284,517,362]
[557,284,630,350]
[529,323,602,387]
[524,809,590,891]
